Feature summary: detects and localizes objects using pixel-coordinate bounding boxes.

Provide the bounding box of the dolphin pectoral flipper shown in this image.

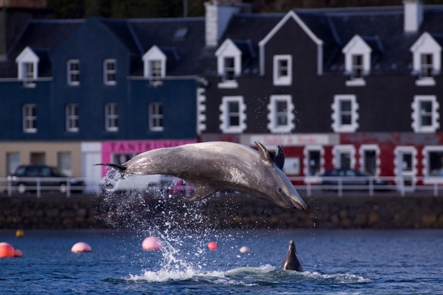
[186,185,218,202]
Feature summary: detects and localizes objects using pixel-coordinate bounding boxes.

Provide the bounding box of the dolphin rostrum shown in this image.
[96,141,307,210]
[281,240,303,272]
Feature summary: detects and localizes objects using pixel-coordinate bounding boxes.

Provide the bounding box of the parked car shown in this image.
[7,165,85,194]
[320,168,391,190]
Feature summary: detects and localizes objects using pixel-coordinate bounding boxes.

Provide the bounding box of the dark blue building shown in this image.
[0,11,204,183]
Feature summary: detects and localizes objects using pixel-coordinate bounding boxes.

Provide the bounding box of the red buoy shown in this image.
[142,236,162,251]
[71,242,92,253]
[208,241,218,251]
[0,242,15,258]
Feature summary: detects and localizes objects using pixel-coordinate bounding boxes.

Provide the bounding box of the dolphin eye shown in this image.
[278,188,282,193]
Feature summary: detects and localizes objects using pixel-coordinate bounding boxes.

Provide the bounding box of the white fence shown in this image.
[1,176,443,197]
[0,177,100,197]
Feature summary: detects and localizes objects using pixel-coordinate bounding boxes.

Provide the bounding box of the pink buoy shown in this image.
[142,236,162,251]
[208,241,218,251]
[71,242,92,253]
[14,249,23,257]
[0,242,15,258]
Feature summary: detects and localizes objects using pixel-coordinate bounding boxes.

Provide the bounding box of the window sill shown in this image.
[273,79,291,86]
[269,126,293,133]
[415,77,435,86]
[218,80,238,89]
[413,128,438,133]
[345,79,366,87]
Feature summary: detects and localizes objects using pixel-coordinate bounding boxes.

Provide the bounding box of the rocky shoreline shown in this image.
[1,192,443,229]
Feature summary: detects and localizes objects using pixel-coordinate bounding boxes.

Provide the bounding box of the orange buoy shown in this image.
[208,241,218,251]
[0,242,15,258]
[16,229,24,238]
[142,236,162,251]
[71,242,92,253]
[14,249,23,257]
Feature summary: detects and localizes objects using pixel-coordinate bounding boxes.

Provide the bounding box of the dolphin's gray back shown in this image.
[123,142,264,191]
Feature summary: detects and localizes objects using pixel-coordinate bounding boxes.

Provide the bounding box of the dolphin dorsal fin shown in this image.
[255,141,273,165]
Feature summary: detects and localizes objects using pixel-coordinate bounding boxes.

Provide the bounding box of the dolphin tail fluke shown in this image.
[94,163,127,172]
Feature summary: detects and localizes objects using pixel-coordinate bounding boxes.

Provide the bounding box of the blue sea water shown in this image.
[1,228,443,294]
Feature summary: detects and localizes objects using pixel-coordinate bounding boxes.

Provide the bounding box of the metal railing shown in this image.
[288,175,443,197]
[0,177,99,197]
[2,175,443,198]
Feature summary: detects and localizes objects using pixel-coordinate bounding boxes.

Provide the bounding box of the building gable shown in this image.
[259,10,323,76]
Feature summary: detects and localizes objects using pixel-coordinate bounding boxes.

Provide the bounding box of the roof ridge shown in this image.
[128,17,204,23]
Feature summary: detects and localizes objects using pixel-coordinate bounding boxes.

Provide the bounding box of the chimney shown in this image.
[204,0,250,47]
[403,0,423,33]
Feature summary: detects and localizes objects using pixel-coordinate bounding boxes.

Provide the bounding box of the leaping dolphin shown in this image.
[281,240,303,272]
[96,141,307,210]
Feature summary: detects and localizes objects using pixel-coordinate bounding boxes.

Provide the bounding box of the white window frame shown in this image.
[359,144,381,176]
[67,59,80,86]
[219,96,246,134]
[267,95,294,133]
[215,39,241,89]
[342,35,371,86]
[394,146,417,191]
[23,104,37,133]
[16,47,39,86]
[331,95,359,133]
[149,102,164,132]
[303,145,324,183]
[143,45,166,80]
[105,103,118,132]
[411,95,439,133]
[332,145,356,169]
[66,104,79,132]
[410,32,441,86]
[422,146,443,183]
[103,59,117,85]
[273,55,292,86]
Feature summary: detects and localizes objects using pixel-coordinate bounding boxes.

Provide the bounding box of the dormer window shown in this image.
[143,45,166,85]
[420,54,433,77]
[351,54,364,78]
[150,60,162,79]
[342,35,373,87]
[16,46,39,88]
[223,57,235,81]
[215,39,241,89]
[410,32,441,86]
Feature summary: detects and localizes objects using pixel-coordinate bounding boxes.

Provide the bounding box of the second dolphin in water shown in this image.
[281,240,303,272]
[96,141,307,210]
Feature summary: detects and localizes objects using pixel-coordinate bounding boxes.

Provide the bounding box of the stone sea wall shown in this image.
[1,193,443,229]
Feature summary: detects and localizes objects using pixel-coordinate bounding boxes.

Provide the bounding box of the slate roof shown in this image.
[213,5,443,76]
[0,19,84,78]
[298,5,443,74]
[218,13,283,75]
[0,16,206,78]
[128,17,205,76]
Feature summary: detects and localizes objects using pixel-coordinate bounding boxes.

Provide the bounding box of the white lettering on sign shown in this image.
[250,135,331,146]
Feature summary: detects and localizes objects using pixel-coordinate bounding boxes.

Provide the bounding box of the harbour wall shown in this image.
[1,193,443,229]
